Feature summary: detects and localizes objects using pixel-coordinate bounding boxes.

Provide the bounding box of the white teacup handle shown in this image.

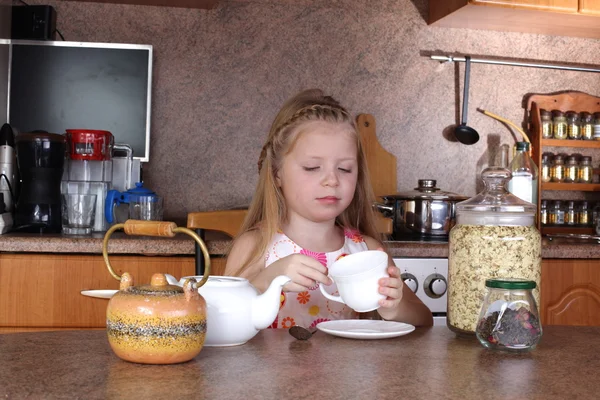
[319,281,345,304]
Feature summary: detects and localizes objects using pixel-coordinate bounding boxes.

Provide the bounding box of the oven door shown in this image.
[393,258,447,326]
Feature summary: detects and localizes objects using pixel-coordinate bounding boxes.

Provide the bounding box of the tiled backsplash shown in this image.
[2,0,599,223]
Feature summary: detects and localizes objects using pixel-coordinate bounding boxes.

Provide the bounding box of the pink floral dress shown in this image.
[265,228,369,329]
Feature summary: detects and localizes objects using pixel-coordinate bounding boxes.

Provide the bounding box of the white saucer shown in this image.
[80,290,118,299]
[316,319,415,340]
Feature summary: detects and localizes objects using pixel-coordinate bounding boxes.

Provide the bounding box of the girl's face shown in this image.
[276,120,358,224]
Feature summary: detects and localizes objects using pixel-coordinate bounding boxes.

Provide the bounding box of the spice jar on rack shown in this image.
[565,201,577,225]
[578,201,592,226]
[564,155,579,183]
[552,110,568,140]
[578,156,593,184]
[581,112,594,140]
[551,154,565,182]
[540,109,553,139]
[541,153,553,183]
[566,111,581,140]
[447,167,541,336]
[540,200,548,225]
[594,112,600,141]
[549,200,565,225]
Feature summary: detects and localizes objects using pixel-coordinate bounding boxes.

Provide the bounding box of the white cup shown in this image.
[319,250,389,312]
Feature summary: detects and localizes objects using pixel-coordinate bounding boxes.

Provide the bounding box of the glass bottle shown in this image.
[564,155,579,183]
[577,201,591,226]
[508,142,538,205]
[541,153,553,183]
[551,155,565,183]
[578,156,593,184]
[447,167,541,335]
[566,111,581,140]
[476,278,542,352]
[565,201,577,225]
[581,112,594,140]
[552,110,568,140]
[549,200,565,225]
[540,109,553,139]
[540,200,548,225]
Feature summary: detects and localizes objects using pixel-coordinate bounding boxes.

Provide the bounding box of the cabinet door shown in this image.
[579,0,600,15]
[473,0,578,12]
[0,254,197,328]
[541,259,600,326]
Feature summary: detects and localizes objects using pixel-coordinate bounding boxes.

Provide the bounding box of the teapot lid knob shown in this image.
[151,273,168,287]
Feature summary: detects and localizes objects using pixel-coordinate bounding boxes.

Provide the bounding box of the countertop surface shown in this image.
[1,326,599,399]
[0,231,598,258]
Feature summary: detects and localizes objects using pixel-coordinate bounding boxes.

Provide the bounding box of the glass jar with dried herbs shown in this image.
[581,112,594,140]
[476,278,542,352]
[564,155,579,183]
[541,152,553,183]
[447,168,541,336]
[578,156,593,184]
[552,110,568,140]
[551,154,565,183]
[540,109,553,139]
[566,111,581,140]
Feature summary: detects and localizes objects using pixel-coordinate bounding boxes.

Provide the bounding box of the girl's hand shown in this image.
[378,265,404,308]
[268,254,331,292]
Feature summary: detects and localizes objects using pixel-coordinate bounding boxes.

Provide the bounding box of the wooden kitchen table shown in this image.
[1,326,598,399]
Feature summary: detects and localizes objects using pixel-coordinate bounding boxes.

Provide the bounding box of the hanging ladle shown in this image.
[454,56,480,145]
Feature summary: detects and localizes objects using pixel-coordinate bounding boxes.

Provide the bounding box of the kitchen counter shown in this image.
[0,232,597,258]
[1,326,599,399]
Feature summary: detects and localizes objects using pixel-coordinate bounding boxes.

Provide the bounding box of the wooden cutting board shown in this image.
[356,114,396,235]
[356,114,397,198]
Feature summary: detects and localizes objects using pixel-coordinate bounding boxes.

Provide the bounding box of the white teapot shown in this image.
[167,274,290,347]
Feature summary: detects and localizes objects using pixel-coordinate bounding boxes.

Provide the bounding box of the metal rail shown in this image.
[430,55,600,73]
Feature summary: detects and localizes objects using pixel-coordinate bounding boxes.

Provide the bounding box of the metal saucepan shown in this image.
[375,179,469,240]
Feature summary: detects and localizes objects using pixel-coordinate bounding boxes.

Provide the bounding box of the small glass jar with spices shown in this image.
[541,152,553,183]
[564,155,579,183]
[565,201,577,225]
[593,112,600,141]
[566,111,581,140]
[476,278,542,352]
[580,112,594,140]
[550,155,565,183]
[577,201,592,226]
[540,200,548,225]
[578,156,593,184]
[549,200,565,225]
[540,109,553,139]
[552,110,568,140]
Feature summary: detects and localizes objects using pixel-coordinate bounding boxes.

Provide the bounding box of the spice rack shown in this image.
[527,91,600,235]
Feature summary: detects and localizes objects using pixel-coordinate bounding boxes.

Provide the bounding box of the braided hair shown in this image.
[230,89,380,277]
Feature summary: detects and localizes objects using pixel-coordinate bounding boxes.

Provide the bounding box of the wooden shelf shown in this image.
[542,226,595,235]
[541,139,600,149]
[542,182,600,191]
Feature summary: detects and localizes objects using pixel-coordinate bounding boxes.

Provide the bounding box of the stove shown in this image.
[393,258,448,326]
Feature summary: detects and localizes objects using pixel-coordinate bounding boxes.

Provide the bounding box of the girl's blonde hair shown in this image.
[232,89,382,276]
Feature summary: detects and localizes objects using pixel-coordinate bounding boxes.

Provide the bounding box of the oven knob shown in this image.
[424,274,447,298]
[401,273,418,293]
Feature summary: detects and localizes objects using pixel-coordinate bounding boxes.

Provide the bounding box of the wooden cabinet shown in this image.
[527,91,600,236]
[429,0,600,39]
[579,0,600,15]
[0,253,226,329]
[541,258,600,326]
[60,0,218,9]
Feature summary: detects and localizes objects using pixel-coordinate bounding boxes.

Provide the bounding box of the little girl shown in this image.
[225,89,433,328]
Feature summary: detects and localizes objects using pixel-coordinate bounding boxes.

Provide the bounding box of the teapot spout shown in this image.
[252,275,291,330]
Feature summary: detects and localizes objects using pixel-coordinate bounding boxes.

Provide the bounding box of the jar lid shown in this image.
[456,167,536,218]
[552,110,565,117]
[540,109,551,118]
[565,111,579,119]
[485,278,536,290]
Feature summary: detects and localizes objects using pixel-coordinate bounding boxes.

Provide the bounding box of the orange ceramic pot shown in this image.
[106,273,207,365]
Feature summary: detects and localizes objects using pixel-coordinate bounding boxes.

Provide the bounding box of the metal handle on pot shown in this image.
[373,202,394,217]
[102,220,211,288]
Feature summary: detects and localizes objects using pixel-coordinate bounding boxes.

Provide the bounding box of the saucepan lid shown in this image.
[382,179,469,202]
